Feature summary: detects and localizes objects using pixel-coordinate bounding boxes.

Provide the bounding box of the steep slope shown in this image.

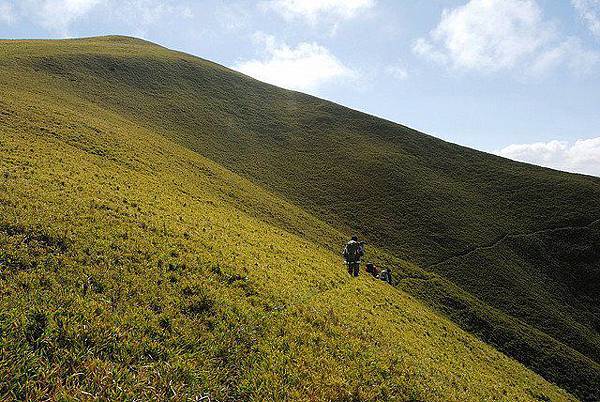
[0,64,574,401]
[0,36,598,400]
[15,36,598,264]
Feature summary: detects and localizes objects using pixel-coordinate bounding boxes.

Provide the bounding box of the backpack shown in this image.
[380,270,392,284]
[343,240,362,262]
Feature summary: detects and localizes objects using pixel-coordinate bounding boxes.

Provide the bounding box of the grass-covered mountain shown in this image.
[0,36,598,400]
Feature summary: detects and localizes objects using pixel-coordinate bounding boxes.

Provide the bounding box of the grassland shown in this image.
[0,36,597,400]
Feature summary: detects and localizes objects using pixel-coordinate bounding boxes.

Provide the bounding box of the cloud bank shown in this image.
[234,33,357,93]
[413,0,599,75]
[495,137,600,177]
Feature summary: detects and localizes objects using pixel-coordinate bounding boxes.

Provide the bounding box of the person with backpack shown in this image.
[342,236,364,277]
[379,267,393,285]
[365,262,379,278]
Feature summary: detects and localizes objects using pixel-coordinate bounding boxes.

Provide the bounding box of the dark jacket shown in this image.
[342,240,364,263]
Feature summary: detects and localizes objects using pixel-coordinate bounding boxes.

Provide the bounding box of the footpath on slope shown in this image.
[428,217,600,269]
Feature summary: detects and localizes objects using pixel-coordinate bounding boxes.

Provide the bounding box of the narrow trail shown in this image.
[271,217,600,313]
[429,217,600,269]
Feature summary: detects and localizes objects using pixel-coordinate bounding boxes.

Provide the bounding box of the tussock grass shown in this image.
[0,36,594,400]
[0,96,572,401]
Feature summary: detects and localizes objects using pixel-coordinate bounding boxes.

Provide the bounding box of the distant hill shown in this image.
[0,36,597,400]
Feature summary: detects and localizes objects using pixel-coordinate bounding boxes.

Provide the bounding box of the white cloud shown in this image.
[385,63,408,81]
[34,0,102,35]
[233,33,357,93]
[262,0,375,23]
[215,3,250,32]
[414,0,600,76]
[112,1,193,32]
[412,38,448,65]
[413,0,555,72]
[530,37,600,76]
[495,137,600,176]
[572,0,600,38]
[0,2,16,24]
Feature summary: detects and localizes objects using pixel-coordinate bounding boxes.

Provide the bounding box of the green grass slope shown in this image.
[16,36,598,265]
[0,36,598,400]
[0,62,575,401]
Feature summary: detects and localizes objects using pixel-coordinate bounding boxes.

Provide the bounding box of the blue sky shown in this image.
[1,0,599,176]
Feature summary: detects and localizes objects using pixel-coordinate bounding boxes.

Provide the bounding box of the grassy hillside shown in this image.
[0,60,575,401]
[0,36,598,400]
[18,36,599,265]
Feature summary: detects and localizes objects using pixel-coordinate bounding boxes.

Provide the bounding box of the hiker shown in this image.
[365,262,379,278]
[379,268,393,285]
[342,236,364,277]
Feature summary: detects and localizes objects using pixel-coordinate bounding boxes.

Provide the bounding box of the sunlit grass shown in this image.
[0,36,589,400]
